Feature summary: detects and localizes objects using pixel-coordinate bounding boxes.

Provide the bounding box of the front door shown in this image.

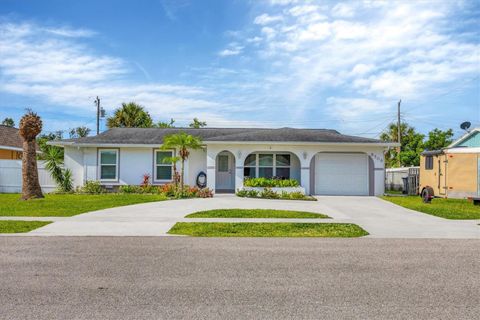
[216,153,234,192]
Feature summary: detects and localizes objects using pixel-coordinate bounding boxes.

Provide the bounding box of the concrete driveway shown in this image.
[13,195,479,238]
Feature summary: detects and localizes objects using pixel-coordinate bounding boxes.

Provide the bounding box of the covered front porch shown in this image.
[205,145,307,194]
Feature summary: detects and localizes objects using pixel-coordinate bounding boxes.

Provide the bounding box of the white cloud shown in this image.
[254,14,283,25]
[0,21,236,125]
[326,97,389,119]
[331,3,355,18]
[243,1,479,103]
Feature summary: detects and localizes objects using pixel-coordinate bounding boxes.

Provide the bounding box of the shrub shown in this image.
[288,191,306,199]
[81,180,104,194]
[142,185,161,194]
[260,187,279,199]
[247,189,259,198]
[141,174,151,188]
[119,185,142,194]
[236,189,248,197]
[243,177,299,188]
[197,188,213,198]
[160,183,177,197]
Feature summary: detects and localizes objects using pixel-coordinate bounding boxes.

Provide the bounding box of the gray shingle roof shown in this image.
[54,127,383,145]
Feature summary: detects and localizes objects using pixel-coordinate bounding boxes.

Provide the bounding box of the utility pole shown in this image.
[397,99,402,167]
[95,96,100,135]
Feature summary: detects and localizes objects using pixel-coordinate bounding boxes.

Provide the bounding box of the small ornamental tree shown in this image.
[161,132,203,192]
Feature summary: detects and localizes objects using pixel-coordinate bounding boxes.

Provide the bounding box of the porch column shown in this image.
[235,160,244,192]
[206,148,217,191]
[301,167,311,195]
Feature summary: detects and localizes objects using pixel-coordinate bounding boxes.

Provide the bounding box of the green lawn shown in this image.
[0,220,52,233]
[185,209,330,219]
[0,194,167,217]
[167,222,368,237]
[382,196,480,220]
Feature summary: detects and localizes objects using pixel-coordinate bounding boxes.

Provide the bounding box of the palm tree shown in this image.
[44,147,73,192]
[106,102,154,128]
[161,132,203,191]
[19,110,44,199]
[162,155,181,190]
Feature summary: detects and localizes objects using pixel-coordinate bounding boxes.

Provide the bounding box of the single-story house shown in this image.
[0,125,23,159]
[420,128,480,199]
[49,127,395,196]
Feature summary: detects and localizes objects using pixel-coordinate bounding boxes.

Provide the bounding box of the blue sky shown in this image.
[0,0,479,138]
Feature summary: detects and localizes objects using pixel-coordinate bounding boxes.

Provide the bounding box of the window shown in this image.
[244,153,292,179]
[244,154,256,178]
[218,155,229,172]
[258,154,273,178]
[99,149,118,181]
[425,156,433,170]
[275,154,290,179]
[155,150,173,181]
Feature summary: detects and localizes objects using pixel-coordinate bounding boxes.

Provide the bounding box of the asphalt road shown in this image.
[1,237,479,320]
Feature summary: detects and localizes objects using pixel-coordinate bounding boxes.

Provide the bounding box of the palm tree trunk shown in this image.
[180,158,185,192]
[21,140,44,199]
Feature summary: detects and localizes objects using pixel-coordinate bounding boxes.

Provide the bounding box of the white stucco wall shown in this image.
[63,143,386,195]
[64,146,84,188]
[64,146,204,187]
[205,143,386,196]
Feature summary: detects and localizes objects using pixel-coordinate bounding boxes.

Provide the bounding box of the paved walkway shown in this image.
[1,195,478,238]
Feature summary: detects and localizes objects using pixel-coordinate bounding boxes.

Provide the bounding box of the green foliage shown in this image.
[247,189,259,197]
[243,178,299,187]
[380,123,425,167]
[119,185,143,194]
[382,196,480,220]
[43,147,73,192]
[186,209,329,219]
[236,189,248,197]
[1,117,15,127]
[168,222,369,237]
[80,181,104,194]
[260,187,280,199]
[0,193,168,217]
[106,102,153,128]
[0,221,52,233]
[161,132,203,190]
[424,128,454,151]
[37,132,64,160]
[69,126,91,138]
[189,118,207,128]
[156,118,175,128]
[60,169,73,193]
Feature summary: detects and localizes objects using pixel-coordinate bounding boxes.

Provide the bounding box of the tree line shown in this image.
[380,123,454,168]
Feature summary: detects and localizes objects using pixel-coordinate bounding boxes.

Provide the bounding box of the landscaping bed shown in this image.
[168,222,368,237]
[382,196,480,220]
[237,178,315,200]
[185,209,329,219]
[0,220,52,233]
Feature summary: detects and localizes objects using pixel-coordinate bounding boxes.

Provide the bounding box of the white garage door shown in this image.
[314,153,369,196]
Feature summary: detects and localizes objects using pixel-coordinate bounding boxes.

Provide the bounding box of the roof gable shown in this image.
[449,129,480,148]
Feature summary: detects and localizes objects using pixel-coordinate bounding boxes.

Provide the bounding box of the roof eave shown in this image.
[52,141,398,148]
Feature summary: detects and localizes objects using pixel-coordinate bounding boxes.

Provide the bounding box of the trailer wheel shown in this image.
[421,187,434,203]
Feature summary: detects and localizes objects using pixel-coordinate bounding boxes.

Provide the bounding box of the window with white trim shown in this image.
[99,149,118,181]
[243,153,291,179]
[155,150,173,181]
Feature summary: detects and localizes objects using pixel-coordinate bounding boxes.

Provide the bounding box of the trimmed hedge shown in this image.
[243,177,299,188]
